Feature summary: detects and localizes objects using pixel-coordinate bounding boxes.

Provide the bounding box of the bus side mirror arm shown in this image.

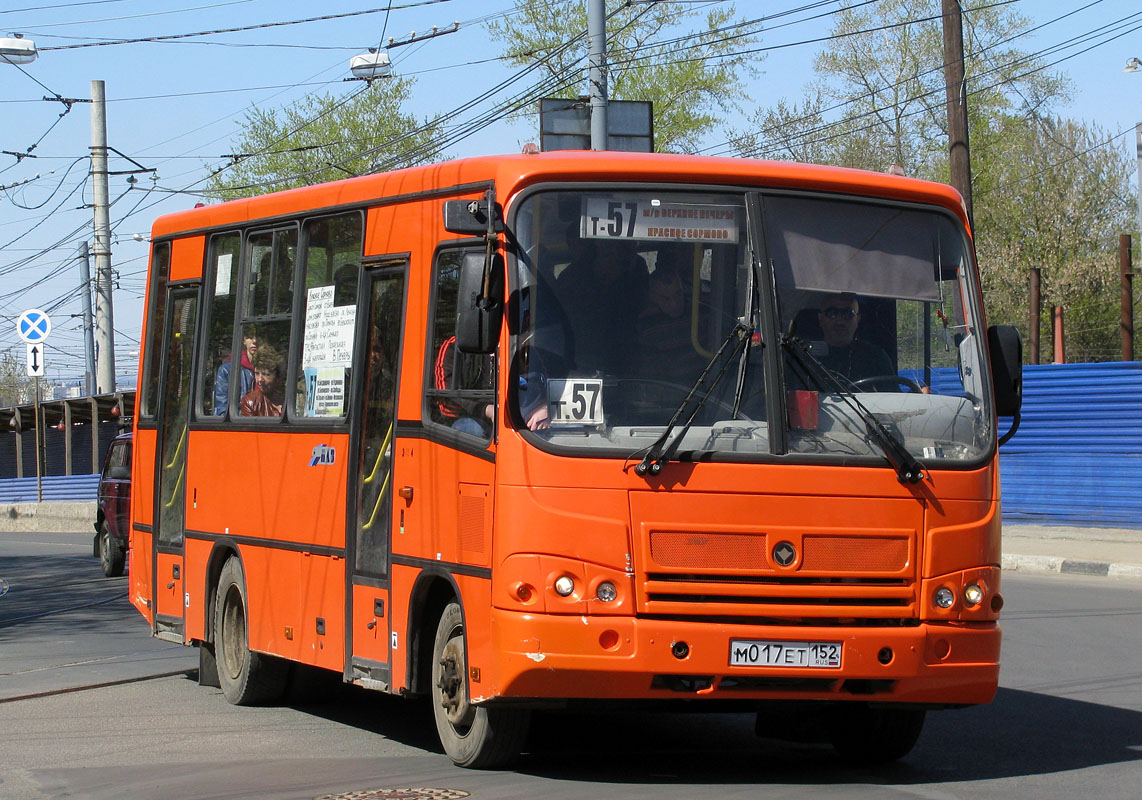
[988,324,1023,446]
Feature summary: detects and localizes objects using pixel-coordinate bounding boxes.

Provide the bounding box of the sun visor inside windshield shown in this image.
[766,196,960,302]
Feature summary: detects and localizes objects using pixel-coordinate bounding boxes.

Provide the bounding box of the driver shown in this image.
[816,293,893,383]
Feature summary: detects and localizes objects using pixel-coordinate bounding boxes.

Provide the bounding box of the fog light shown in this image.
[963,583,984,607]
[934,587,956,608]
[595,581,617,603]
[553,576,575,597]
[515,583,534,603]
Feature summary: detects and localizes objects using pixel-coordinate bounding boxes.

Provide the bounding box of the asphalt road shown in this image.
[0,532,1139,800]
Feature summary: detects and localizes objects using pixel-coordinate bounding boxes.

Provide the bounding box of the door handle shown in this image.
[398,486,414,502]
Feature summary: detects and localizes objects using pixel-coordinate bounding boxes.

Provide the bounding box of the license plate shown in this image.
[729,639,842,668]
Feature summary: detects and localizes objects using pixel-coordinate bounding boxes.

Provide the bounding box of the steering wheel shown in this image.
[851,374,924,393]
[614,377,756,422]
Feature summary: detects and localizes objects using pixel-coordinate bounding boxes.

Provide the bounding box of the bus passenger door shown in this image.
[347,265,406,687]
[152,287,198,641]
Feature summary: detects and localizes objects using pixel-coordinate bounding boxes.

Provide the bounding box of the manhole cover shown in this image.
[0,577,9,598]
[315,790,470,800]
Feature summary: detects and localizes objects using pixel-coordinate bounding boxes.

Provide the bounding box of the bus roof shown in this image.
[151,151,970,239]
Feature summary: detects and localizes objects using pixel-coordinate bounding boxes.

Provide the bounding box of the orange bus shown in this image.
[130,151,1022,768]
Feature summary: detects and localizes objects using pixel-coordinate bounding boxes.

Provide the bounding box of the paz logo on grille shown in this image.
[772,541,797,567]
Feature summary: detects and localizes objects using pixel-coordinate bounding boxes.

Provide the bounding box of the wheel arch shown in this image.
[201,539,243,645]
[405,568,463,697]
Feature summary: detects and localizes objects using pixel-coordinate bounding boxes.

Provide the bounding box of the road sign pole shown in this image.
[34,377,42,503]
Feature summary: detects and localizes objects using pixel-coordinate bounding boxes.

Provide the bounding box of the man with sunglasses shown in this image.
[816,292,893,383]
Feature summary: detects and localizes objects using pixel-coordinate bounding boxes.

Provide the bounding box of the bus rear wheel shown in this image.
[431,601,530,768]
[828,705,926,764]
[214,557,287,705]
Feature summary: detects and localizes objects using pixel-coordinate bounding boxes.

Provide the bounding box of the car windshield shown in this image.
[509,188,991,467]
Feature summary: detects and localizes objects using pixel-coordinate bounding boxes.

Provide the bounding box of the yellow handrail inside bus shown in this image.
[163,461,185,509]
[362,423,393,486]
[361,470,391,531]
[164,424,187,471]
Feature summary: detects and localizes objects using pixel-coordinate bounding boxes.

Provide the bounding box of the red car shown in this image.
[93,432,131,577]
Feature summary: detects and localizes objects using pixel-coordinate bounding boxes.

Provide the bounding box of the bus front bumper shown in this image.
[486,609,999,707]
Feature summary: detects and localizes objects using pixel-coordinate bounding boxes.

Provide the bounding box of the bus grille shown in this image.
[639,531,917,620]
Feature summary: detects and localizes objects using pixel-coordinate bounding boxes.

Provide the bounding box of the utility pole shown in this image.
[77,240,96,395]
[1029,267,1041,365]
[941,0,973,224]
[1121,234,1134,362]
[91,79,115,394]
[587,0,608,151]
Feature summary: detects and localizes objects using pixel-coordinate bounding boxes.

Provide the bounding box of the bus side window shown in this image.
[200,232,241,417]
[293,212,363,418]
[140,241,171,418]
[238,226,297,421]
[425,249,496,439]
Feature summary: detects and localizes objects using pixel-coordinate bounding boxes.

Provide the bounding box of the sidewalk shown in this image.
[1002,524,1142,580]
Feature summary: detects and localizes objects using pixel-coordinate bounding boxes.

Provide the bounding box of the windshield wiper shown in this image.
[781,333,925,484]
[635,320,752,477]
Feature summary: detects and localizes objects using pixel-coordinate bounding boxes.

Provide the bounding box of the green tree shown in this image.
[487,0,761,153]
[205,79,445,200]
[0,350,35,407]
[974,115,1135,362]
[729,1,1139,361]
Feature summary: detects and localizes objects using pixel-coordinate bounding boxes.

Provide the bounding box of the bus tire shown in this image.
[829,705,925,764]
[214,557,288,705]
[431,601,529,768]
[98,521,125,578]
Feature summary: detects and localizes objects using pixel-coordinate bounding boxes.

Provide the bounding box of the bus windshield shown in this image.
[511,187,991,467]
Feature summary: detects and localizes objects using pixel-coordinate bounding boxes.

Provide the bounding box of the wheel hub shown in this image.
[437,639,472,727]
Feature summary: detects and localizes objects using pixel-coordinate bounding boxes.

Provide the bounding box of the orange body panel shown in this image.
[169,236,205,281]
[131,151,1001,712]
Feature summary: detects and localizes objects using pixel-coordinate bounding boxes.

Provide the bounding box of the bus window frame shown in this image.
[505,181,995,471]
[233,223,298,425]
[195,230,243,422]
[289,209,366,425]
[139,239,173,420]
[422,239,499,453]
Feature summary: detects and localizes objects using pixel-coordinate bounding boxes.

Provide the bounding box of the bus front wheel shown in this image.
[431,601,529,768]
[829,705,926,764]
[214,557,288,705]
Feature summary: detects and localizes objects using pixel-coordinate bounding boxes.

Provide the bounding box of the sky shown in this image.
[1,0,1140,390]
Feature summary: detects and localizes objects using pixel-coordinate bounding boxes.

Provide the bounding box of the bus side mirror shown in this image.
[988,324,1022,417]
[456,251,503,354]
[443,198,503,235]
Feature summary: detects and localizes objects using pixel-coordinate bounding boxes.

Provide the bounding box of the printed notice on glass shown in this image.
[580,197,739,244]
[302,285,356,369]
[215,254,233,297]
[304,366,346,417]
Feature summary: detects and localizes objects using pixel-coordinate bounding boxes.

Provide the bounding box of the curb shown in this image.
[1002,553,1142,580]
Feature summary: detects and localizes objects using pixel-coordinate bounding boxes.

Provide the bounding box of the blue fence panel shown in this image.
[999,362,1142,527]
[0,474,100,503]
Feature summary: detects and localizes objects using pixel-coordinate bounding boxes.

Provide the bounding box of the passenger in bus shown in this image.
[556,233,647,375]
[333,264,357,306]
[240,343,285,417]
[212,326,258,415]
[815,293,893,382]
[637,247,703,385]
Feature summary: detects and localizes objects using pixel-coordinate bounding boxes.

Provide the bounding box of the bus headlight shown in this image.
[595,581,617,603]
[553,576,575,597]
[963,583,984,607]
[934,587,956,609]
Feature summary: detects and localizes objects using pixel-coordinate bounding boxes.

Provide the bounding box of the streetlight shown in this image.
[0,34,36,65]
[348,50,392,81]
[1126,57,1142,74]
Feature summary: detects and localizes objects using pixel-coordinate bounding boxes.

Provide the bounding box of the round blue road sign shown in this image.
[16,308,51,343]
